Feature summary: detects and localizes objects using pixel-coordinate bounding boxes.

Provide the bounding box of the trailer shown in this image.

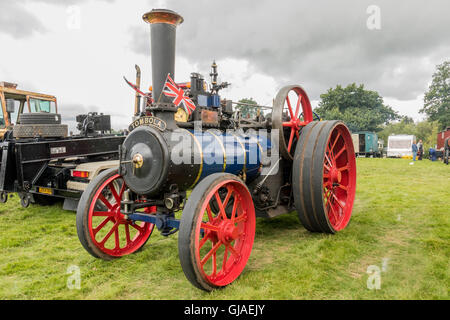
[0,82,125,210]
[387,134,416,158]
[351,131,382,157]
[76,9,357,291]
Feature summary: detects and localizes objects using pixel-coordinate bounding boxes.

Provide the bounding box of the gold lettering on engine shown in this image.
[128,116,167,132]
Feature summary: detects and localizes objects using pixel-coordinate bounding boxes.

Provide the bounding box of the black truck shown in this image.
[0,82,125,210]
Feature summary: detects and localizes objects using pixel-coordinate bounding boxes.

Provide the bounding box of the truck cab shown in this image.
[0,81,58,139]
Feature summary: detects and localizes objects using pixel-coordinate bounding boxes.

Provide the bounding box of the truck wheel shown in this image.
[76,168,154,260]
[0,192,7,203]
[20,195,30,208]
[178,173,255,291]
[18,113,62,125]
[293,121,357,233]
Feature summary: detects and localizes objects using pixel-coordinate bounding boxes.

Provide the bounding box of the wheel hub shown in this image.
[132,153,144,168]
[330,167,342,184]
[218,220,239,243]
[112,204,125,222]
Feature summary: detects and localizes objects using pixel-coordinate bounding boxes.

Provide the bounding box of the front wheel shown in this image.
[178,173,256,291]
[76,168,154,260]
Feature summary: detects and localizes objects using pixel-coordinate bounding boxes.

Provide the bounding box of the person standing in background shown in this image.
[417,139,423,160]
[412,140,418,161]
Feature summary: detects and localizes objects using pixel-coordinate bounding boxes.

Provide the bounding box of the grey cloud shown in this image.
[0,1,46,38]
[59,103,99,120]
[32,0,115,4]
[131,0,450,101]
[0,0,115,38]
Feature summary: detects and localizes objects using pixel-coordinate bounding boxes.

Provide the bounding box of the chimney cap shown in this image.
[143,9,183,26]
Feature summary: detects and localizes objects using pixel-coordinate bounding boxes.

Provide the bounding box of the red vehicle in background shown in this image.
[436,127,450,164]
[437,127,450,149]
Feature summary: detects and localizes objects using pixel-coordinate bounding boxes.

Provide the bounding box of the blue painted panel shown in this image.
[188,129,271,185]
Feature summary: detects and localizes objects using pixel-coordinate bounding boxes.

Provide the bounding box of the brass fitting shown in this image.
[132,153,144,169]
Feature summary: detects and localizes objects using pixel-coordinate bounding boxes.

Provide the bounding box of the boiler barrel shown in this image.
[121,126,271,196]
[188,129,268,184]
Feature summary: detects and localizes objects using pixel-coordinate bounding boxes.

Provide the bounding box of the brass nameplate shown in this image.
[128,116,167,132]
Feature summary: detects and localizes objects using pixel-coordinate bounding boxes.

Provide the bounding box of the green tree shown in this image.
[235,98,258,118]
[420,61,450,130]
[315,83,399,132]
[400,115,414,124]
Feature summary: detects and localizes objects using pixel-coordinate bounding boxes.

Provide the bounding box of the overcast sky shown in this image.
[0,0,449,131]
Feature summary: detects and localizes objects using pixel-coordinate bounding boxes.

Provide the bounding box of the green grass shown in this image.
[0,158,448,300]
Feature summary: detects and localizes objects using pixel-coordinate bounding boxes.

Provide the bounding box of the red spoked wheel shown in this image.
[76,168,155,260]
[178,173,255,291]
[322,124,357,230]
[293,121,356,233]
[272,85,313,160]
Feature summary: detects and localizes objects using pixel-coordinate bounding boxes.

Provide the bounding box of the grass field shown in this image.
[0,158,448,300]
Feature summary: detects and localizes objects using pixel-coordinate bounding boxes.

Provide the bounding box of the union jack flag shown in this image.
[163,75,196,115]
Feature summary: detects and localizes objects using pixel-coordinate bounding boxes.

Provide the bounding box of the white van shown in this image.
[387,134,416,158]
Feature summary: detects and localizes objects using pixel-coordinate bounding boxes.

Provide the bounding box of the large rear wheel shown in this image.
[293,121,356,233]
[178,173,255,291]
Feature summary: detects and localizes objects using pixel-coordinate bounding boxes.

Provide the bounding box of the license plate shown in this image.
[38,187,53,195]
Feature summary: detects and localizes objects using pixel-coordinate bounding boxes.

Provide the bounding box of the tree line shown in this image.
[315,61,448,149]
[238,60,448,149]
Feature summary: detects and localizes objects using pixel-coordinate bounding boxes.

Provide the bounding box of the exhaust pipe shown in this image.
[134,64,141,115]
[143,9,184,103]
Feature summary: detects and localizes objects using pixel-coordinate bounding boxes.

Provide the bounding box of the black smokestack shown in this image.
[143,9,184,102]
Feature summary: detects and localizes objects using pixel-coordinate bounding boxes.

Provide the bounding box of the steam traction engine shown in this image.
[76,9,357,291]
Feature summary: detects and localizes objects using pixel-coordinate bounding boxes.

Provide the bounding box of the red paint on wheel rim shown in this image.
[322,124,356,231]
[194,180,255,287]
[87,174,154,257]
[281,87,313,154]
